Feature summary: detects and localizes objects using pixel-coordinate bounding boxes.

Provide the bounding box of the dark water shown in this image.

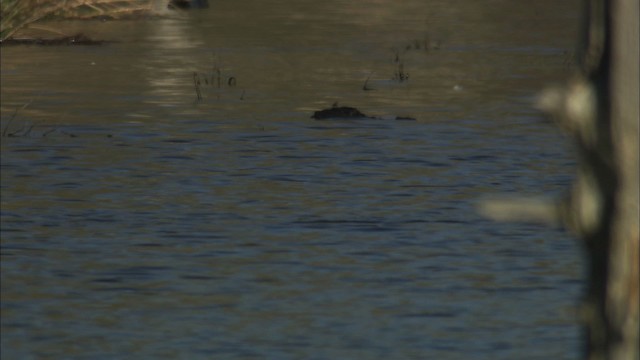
[1,1,583,359]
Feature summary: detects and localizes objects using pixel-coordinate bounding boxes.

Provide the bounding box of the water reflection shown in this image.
[143,17,205,107]
[2,1,582,359]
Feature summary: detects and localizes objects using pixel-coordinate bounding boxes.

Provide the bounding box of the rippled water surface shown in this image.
[2,1,583,359]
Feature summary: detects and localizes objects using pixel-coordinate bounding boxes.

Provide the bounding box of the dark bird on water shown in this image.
[311,104,416,121]
[168,0,209,9]
[311,106,370,120]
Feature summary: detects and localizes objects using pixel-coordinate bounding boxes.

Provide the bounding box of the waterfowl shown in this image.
[311,104,416,121]
[311,105,371,120]
[168,0,209,9]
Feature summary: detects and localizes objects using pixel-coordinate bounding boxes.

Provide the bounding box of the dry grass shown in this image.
[1,0,159,41]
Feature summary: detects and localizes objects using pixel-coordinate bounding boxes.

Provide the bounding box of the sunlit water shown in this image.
[1,1,583,359]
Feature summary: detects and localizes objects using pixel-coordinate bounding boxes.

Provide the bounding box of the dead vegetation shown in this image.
[0,0,163,42]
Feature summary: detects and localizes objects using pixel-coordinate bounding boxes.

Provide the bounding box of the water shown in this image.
[1,1,583,359]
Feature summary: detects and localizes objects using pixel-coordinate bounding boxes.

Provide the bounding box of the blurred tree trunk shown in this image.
[484,0,638,358]
[554,0,639,358]
[596,1,638,359]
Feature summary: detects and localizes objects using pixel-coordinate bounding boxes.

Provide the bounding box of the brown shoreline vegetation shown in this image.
[0,0,165,43]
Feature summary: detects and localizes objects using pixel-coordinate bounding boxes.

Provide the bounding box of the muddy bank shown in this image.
[0,33,106,46]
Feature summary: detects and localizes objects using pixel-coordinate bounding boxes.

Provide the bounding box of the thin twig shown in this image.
[362,71,375,91]
[193,72,202,101]
[2,100,32,137]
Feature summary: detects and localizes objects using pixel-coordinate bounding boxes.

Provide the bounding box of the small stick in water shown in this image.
[362,71,375,91]
[193,72,202,101]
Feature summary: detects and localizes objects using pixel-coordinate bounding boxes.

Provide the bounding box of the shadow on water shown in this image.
[1,1,583,359]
